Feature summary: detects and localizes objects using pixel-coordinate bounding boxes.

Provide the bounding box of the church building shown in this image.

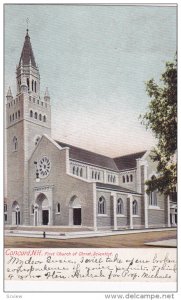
[5,29,171,230]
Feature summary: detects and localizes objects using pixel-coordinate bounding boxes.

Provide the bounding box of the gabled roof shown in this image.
[55,141,119,171]
[96,182,141,195]
[19,30,36,67]
[113,151,147,171]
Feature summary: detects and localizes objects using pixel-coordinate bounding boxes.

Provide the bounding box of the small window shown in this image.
[41,102,44,106]
[35,136,41,146]
[32,80,34,91]
[57,203,60,213]
[98,173,100,180]
[80,168,83,177]
[123,176,125,183]
[18,110,20,118]
[117,198,124,214]
[98,196,106,214]
[133,200,138,215]
[15,112,17,119]
[39,114,42,121]
[127,175,129,182]
[108,175,110,182]
[30,110,33,117]
[34,112,37,119]
[130,174,133,182]
[35,81,37,93]
[12,113,14,121]
[73,166,76,175]
[9,115,11,122]
[76,167,79,176]
[92,171,94,179]
[13,136,18,151]
[95,172,97,180]
[4,203,7,212]
[43,115,46,122]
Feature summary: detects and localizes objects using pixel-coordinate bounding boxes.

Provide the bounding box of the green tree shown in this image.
[141,56,177,195]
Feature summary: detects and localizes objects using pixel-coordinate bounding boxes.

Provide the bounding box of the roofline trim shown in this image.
[69,158,119,172]
[96,186,142,196]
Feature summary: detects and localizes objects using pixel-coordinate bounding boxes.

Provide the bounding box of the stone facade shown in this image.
[5,29,171,230]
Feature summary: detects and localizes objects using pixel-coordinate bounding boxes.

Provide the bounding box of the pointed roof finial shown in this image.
[44,87,50,98]
[7,86,13,97]
[6,87,13,100]
[26,18,29,35]
[19,18,36,67]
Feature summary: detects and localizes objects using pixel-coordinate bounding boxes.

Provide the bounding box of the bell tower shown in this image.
[6,29,51,225]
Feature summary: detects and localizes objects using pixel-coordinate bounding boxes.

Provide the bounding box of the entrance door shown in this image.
[42,210,49,225]
[73,208,81,225]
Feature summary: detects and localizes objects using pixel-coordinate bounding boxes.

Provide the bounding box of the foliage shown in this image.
[141,56,177,195]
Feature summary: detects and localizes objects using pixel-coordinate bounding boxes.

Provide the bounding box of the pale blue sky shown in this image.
[4,4,177,157]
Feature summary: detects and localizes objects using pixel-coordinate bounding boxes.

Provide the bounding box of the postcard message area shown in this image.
[5,248,177,282]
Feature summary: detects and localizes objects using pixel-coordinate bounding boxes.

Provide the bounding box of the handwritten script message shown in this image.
[5,248,176,282]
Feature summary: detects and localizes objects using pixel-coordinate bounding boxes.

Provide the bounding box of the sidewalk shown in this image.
[4,227,176,240]
[144,238,176,248]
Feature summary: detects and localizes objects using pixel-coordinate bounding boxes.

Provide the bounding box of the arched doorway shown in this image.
[69,196,82,226]
[12,201,20,225]
[35,193,49,225]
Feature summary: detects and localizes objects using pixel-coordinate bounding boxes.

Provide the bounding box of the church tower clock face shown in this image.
[39,156,51,178]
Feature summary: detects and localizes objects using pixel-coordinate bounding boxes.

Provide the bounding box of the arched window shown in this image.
[98,173,100,180]
[39,114,42,121]
[73,166,76,175]
[27,78,29,90]
[123,176,125,183]
[57,203,60,213]
[117,198,124,214]
[95,172,97,180]
[34,112,37,119]
[108,175,110,182]
[127,175,129,182]
[32,80,34,91]
[31,205,34,214]
[9,115,11,122]
[130,174,133,182]
[12,113,14,121]
[149,190,157,206]
[76,167,79,176]
[18,110,20,118]
[13,136,18,151]
[80,168,83,177]
[43,115,46,122]
[98,196,106,214]
[133,200,138,215]
[30,110,33,117]
[149,176,158,206]
[15,112,17,119]
[35,81,37,93]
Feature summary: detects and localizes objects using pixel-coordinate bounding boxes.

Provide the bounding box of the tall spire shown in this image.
[19,29,36,67]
